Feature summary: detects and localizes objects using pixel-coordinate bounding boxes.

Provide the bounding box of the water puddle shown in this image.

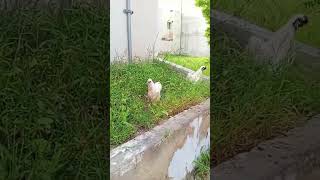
[167,115,210,180]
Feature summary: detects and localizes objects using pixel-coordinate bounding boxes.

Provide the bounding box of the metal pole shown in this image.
[124,0,133,63]
[179,0,183,54]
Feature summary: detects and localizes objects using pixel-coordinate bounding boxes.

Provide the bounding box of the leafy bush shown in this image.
[195,0,210,43]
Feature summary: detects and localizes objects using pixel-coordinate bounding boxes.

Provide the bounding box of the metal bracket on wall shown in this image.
[123,9,134,14]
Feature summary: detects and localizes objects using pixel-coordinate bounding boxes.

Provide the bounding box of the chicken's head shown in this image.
[147,79,153,85]
[291,14,308,31]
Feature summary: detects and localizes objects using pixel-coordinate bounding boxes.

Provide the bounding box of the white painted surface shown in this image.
[167,116,210,179]
[131,0,159,59]
[157,0,182,54]
[110,0,128,61]
[181,15,210,57]
[157,0,210,57]
[110,0,209,62]
[110,0,159,62]
[181,0,210,57]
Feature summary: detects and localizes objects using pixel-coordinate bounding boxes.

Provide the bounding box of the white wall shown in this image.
[181,0,209,57]
[110,0,209,62]
[131,0,159,59]
[157,7,182,54]
[157,0,209,57]
[110,0,159,62]
[110,0,128,61]
[181,16,209,57]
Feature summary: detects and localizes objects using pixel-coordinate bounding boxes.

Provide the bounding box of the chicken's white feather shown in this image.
[147,79,162,102]
[187,66,206,82]
[247,14,308,65]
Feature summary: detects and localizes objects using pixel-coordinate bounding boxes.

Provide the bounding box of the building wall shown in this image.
[180,0,209,57]
[131,0,159,60]
[181,15,210,57]
[110,0,159,62]
[110,0,209,62]
[110,0,130,61]
[157,0,209,57]
[157,7,182,54]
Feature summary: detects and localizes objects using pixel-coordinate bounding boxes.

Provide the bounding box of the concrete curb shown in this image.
[157,58,210,82]
[212,10,320,68]
[212,115,320,180]
[110,99,210,180]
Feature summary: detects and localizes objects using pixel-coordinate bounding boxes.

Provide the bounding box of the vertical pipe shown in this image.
[179,0,183,54]
[124,0,133,63]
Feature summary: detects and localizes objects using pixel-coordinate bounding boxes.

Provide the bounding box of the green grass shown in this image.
[214,0,320,48]
[211,34,320,166]
[164,54,210,76]
[193,150,210,180]
[110,62,209,146]
[0,7,108,179]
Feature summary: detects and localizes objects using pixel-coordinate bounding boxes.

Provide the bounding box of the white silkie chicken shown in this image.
[147,79,162,102]
[187,66,207,82]
[247,14,308,65]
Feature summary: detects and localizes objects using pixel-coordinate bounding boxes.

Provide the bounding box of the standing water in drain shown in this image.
[167,116,210,179]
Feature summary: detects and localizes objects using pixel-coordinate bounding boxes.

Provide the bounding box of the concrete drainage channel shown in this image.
[212,10,320,69]
[212,115,320,180]
[110,60,210,180]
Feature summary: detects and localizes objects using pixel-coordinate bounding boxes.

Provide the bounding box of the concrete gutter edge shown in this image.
[110,98,210,178]
[157,57,210,81]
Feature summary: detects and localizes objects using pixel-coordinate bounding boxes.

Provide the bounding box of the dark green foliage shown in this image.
[211,33,320,166]
[0,7,108,179]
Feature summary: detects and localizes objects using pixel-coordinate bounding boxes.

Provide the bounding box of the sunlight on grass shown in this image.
[214,0,320,47]
[110,62,209,146]
[164,54,210,76]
